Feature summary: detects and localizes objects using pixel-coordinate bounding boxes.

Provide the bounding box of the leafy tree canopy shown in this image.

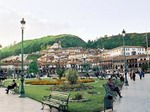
[89,33,149,49]
[29,61,39,74]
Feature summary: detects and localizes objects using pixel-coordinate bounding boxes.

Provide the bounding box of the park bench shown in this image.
[103,79,123,112]
[41,91,70,112]
[103,84,117,99]
[11,84,20,94]
[113,79,124,90]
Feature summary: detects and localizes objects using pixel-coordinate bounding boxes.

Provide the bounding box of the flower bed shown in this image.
[50,83,94,91]
[25,80,64,85]
[78,78,95,83]
[25,78,95,85]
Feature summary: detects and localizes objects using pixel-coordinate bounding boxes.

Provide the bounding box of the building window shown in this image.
[132,51,136,55]
[126,52,130,56]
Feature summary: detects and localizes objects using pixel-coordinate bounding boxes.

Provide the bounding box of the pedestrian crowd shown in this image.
[129,69,145,81]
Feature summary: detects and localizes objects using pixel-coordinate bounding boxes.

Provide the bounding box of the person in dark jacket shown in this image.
[5,80,17,94]
[132,72,136,81]
[107,78,122,98]
[139,70,144,80]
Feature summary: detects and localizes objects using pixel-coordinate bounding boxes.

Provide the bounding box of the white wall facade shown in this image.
[102,46,146,58]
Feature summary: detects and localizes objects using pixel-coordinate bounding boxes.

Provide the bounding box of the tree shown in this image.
[141,63,148,71]
[81,62,91,72]
[29,61,39,75]
[92,65,99,72]
[56,68,65,80]
[7,68,13,78]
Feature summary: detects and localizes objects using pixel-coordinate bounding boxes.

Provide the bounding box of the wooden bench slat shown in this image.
[103,84,117,98]
[41,91,70,112]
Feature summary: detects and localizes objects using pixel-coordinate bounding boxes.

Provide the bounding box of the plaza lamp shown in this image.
[122,29,129,86]
[20,18,26,97]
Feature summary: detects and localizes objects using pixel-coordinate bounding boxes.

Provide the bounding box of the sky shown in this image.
[0,0,150,48]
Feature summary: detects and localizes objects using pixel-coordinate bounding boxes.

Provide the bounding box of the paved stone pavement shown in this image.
[103,73,150,112]
[0,87,57,112]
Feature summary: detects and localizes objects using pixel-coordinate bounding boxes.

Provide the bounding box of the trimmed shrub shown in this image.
[65,69,78,84]
[73,93,83,100]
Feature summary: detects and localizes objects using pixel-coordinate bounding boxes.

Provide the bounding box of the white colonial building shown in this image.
[102,46,146,58]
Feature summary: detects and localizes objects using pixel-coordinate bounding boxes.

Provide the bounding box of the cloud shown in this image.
[0,5,84,47]
[0,1,96,48]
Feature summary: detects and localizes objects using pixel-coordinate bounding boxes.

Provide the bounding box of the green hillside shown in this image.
[86,33,150,49]
[0,34,86,59]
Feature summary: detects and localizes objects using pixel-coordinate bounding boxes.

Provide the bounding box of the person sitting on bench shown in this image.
[107,78,122,98]
[5,80,17,94]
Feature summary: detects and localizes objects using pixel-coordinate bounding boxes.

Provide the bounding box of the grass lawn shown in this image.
[3,78,107,112]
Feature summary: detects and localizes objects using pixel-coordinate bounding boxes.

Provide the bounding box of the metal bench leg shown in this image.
[49,107,52,112]
[41,103,45,110]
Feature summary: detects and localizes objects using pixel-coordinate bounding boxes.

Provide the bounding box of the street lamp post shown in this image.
[122,29,129,86]
[0,44,2,62]
[20,18,26,97]
[0,44,2,60]
[146,33,150,72]
[0,45,2,85]
[0,44,2,75]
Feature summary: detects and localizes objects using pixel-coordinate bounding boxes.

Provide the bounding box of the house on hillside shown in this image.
[101,46,146,58]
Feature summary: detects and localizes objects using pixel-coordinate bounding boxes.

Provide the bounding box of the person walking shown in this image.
[129,70,133,80]
[141,70,145,77]
[132,72,136,81]
[139,70,144,80]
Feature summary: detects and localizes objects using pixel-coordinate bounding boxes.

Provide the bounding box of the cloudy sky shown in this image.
[0,0,150,47]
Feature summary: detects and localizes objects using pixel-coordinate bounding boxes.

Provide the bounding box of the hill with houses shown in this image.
[0,32,150,76]
[0,32,150,60]
[0,34,86,59]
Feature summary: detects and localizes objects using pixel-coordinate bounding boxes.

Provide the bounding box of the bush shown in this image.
[65,69,78,84]
[73,93,83,100]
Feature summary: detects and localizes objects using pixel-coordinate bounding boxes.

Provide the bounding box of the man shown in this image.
[107,78,122,98]
[5,80,17,94]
